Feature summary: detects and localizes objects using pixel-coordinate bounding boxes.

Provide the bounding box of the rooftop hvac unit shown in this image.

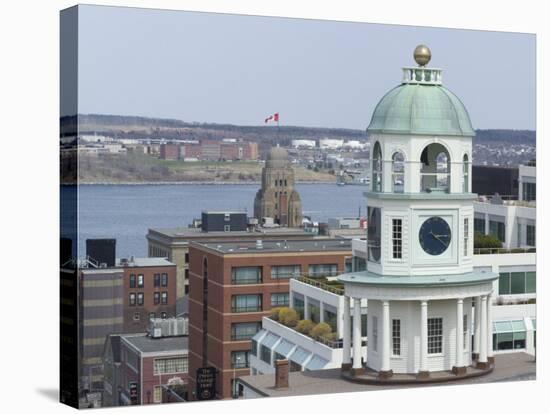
[152,328,162,338]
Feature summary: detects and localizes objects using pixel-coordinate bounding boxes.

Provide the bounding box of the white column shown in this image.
[343,296,351,365]
[381,300,391,372]
[304,296,310,320]
[487,293,494,361]
[474,296,481,355]
[455,298,464,368]
[479,295,488,364]
[419,300,428,373]
[352,298,362,369]
[319,301,325,323]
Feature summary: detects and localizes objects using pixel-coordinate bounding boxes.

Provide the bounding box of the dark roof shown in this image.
[193,238,352,254]
[122,334,189,354]
[148,226,312,240]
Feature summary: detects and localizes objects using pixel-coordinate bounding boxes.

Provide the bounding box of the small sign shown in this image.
[196,367,217,400]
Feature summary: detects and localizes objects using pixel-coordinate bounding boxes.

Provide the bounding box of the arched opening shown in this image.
[391,151,405,193]
[463,154,469,193]
[420,143,450,193]
[372,141,383,192]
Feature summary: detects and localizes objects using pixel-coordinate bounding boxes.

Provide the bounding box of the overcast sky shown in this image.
[73,5,536,130]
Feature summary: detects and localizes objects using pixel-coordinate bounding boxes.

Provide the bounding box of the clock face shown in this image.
[419,216,452,256]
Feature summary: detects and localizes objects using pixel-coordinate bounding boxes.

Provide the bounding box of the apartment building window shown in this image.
[129,293,136,306]
[463,218,469,256]
[308,299,321,323]
[428,317,443,354]
[474,217,485,234]
[231,267,262,284]
[161,292,168,305]
[137,274,144,288]
[271,292,289,307]
[161,273,168,287]
[526,225,536,246]
[232,294,262,313]
[154,357,188,374]
[154,273,160,287]
[293,295,305,319]
[154,292,160,305]
[137,292,144,306]
[185,253,189,263]
[499,271,536,295]
[392,319,401,356]
[153,386,162,403]
[489,220,505,243]
[231,322,261,341]
[308,263,337,277]
[271,265,300,279]
[260,345,271,365]
[129,274,136,288]
[463,314,468,350]
[522,182,536,202]
[231,351,250,369]
[392,219,403,259]
[372,316,378,352]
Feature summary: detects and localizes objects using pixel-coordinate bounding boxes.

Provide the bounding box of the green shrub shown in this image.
[474,232,502,249]
[279,308,299,327]
[310,322,332,341]
[270,307,284,321]
[296,319,315,335]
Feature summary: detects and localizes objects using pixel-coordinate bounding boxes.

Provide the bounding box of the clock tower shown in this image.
[339,46,498,381]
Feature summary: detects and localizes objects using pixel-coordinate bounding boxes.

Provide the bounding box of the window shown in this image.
[493,320,526,350]
[372,141,382,192]
[153,386,162,403]
[293,295,304,319]
[154,292,160,305]
[133,312,140,321]
[231,267,262,284]
[161,292,168,305]
[231,351,250,369]
[137,292,144,306]
[463,154,469,193]
[463,218,469,257]
[463,314,468,350]
[526,225,535,246]
[392,219,403,259]
[271,265,300,279]
[489,220,505,243]
[129,293,136,306]
[224,213,230,221]
[231,322,261,341]
[231,294,262,313]
[499,271,536,295]
[522,182,536,202]
[154,273,160,287]
[129,274,136,288]
[271,292,289,307]
[323,305,338,332]
[308,299,321,323]
[137,274,144,288]
[224,225,230,232]
[290,361,301,372]
[391,152,405,193]
[154,357,188,374]
[428,317,443,354]
[308,264,337,277]
[372,316,378,352]
[185,253,189,263]
[260,345,271,364]
[474,218,485,234]
[161,273,168,287]
[420,143,450,192]
[392,319,401,356]
[351,314,368,338]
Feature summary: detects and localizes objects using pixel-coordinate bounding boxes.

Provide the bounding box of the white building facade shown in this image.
[338,46,499,379]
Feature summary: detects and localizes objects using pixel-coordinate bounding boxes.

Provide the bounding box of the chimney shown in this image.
[275,359,289,389]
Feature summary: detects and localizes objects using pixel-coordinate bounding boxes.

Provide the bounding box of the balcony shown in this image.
[295,275,344,295]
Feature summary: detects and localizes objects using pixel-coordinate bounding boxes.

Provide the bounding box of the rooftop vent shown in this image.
[256,240,263,249]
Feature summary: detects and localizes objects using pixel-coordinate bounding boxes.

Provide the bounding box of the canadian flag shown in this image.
[264,112,279,123]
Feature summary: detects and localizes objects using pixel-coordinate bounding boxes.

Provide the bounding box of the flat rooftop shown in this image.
[122,334,188,354]
[193,239,352,254]
[238,353,535,398]
[148,226,313,240]
[116,257,174,268]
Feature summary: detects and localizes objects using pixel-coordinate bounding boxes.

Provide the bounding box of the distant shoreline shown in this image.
[64,181,335,186]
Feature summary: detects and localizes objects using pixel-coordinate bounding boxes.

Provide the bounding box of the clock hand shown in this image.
[430,231,449,246]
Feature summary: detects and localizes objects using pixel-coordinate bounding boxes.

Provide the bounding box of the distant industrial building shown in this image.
[159,140,258,161]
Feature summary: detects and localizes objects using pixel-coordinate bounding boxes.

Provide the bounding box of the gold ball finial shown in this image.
[413,45,431,66]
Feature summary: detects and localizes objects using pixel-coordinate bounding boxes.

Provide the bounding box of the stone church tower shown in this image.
[254,146,303,227]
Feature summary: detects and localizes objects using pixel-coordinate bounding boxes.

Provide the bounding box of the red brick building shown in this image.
[121,258,177,332]
[187,239,352,399]
[118,332,189,405]
[160,144,180,160]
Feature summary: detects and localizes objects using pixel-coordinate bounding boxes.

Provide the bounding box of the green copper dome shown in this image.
[367,83,475,137]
